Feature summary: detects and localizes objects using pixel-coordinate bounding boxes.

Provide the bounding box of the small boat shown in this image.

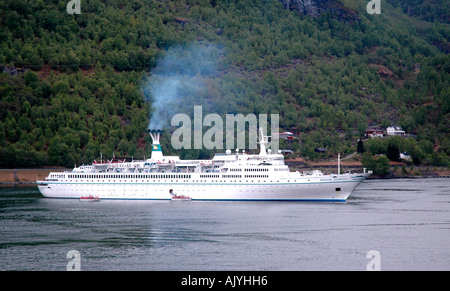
[157,159,175,165]
[171,195,192,201]
[79,195,100,202]
[169,189,191,201]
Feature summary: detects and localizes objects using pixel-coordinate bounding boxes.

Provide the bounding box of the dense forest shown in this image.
[0,0,448,168]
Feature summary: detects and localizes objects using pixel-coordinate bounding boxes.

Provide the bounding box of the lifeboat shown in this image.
[171,195,192,201]
[79,195,101,202]
[169,189,191,201]
[157,160,175,165]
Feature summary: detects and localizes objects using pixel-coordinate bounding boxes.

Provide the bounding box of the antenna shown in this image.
[258,127,269,156]
[338,153,341,175]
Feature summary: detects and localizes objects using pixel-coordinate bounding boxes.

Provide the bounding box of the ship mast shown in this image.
[258,127,270,156]
[338,153,341,175]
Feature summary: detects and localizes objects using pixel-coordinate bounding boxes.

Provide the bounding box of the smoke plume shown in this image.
[143,42,223,130]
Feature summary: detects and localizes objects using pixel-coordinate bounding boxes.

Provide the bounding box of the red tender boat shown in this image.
[79,195,101,202]
[169,189,191,201]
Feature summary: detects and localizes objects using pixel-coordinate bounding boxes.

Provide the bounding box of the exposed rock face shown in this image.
[279,0,360,22]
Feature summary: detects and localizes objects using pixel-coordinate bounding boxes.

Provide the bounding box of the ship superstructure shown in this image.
[37,128,371,201]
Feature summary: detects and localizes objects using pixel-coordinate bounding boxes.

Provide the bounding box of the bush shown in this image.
[361,152,390,177]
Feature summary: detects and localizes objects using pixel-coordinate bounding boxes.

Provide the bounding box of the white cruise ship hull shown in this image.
[37,128,371,202]
[37,173,369,202]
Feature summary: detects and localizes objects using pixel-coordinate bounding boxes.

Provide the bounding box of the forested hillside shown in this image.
[0,0,448,167]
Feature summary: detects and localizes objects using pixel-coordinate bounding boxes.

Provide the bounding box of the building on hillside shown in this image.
[386,126,405,136]
[365,128,385,138]
[400,152,412,162]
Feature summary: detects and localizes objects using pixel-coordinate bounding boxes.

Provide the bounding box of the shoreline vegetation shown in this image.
[1,164,448,186]
[0,168,66,186]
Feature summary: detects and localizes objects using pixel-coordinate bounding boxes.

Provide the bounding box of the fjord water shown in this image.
[0,178,448,271]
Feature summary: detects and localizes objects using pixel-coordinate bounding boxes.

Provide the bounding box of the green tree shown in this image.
[357,139,364,154]
[374,156,391,177]
[387,143,400,161]
[362,153,390,176]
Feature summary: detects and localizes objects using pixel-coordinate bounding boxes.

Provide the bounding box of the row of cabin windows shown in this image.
[60,169,273,179]
[56,173,276,180]
[244,175,269,178]
[49,176,300,183]
[57,174,280,181]
[200,174,220,178]
[222,175,242,178]
[66,174,191,179]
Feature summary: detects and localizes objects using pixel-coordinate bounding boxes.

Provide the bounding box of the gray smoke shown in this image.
[143,42,223,130]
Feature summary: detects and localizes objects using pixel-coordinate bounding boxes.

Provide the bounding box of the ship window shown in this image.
[336,188,341,192]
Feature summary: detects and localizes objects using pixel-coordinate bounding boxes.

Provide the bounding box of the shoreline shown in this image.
[0,168,68,187]
[0,166,448,187]
[287,162,450,179]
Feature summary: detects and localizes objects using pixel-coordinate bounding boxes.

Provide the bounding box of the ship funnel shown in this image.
[147,129,164,160]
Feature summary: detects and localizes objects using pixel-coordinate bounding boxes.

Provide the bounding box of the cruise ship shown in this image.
[37,128,371,201]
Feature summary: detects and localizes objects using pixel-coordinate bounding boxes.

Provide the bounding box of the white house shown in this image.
[386,126,405,136]
[400,152,412,162]
[365,128,385,138]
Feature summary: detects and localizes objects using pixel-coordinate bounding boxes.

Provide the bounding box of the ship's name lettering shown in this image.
[320,178,346,181]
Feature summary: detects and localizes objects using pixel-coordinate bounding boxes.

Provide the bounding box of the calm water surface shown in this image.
[0,178,449,271]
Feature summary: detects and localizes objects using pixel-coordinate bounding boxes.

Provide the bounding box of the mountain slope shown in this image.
[0,0,448,167]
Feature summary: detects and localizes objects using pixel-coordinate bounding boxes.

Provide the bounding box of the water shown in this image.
[0,178,449,271]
